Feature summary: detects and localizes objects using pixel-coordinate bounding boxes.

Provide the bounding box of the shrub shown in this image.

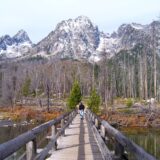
[87,88,100,113]
[126,98,133,108]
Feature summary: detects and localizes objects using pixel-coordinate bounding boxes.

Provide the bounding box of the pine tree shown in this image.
[22,78,31,97]
[88,88,100,113]
[67,80,82,110]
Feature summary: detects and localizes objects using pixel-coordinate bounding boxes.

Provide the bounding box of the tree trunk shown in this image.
[144,48,148,100]
[47,84,50,113]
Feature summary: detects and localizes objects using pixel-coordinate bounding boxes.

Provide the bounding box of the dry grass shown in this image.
[0,106,63,123]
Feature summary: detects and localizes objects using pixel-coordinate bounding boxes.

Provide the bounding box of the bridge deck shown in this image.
[47,114,105,160]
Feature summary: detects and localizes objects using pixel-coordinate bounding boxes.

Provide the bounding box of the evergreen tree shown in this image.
[22,78,31,97]
[88,88,100,113]
[67,80,82,110]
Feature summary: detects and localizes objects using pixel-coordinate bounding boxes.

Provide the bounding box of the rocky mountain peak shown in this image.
[35,16,100,59]
[13,29,32,44]
[55,15,96,33]
[117,23,145,37]
[0,30,32,59]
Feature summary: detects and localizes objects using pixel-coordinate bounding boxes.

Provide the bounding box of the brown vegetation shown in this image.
[0,106,63,123]
[101,109,160,128]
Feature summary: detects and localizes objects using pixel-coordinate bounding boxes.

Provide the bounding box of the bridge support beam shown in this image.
[26,138,37,160]
[100,124,106,139]
[61,119,65,136]
[95,118,99,128]
[115,140,125,159]
[51,125,57,151]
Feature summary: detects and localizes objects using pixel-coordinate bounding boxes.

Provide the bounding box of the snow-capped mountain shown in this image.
[0,30,32,59]
[33,16,160,62]
[0,16,160,62]
[34,16,100,61]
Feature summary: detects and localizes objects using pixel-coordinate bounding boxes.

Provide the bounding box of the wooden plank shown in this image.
[34,112,76,160]
[86,115,112,160]
[47,114,107,160]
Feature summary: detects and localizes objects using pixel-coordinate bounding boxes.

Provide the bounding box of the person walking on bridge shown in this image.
[79,102,85,120]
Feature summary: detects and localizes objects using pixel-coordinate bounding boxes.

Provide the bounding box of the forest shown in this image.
[0,40,160,110]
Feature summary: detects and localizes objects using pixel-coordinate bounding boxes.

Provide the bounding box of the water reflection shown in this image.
[0,125,35,144]
[120,127,160,159]
[0,124,49,160]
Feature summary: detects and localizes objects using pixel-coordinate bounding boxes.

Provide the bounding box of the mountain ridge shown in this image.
[0,16,160,62]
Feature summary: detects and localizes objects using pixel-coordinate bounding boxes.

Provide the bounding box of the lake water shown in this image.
[0,124,49,160]
[0,124,35,144]
[120,127,160,159]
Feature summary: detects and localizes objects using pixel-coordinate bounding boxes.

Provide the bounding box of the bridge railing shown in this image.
[0,109,77,160]
[86,109,157,160]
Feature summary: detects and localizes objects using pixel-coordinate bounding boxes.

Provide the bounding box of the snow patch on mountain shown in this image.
[0,16,159,62]
[0,30,32,59]
[34,16,100,60]
[130,23,145,30]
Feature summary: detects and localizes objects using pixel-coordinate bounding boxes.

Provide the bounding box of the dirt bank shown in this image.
[101,107,160,128]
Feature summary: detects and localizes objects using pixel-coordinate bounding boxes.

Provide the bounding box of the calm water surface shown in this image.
[0,124,35,144]
[0,124,49,160]
[120,127,160,160]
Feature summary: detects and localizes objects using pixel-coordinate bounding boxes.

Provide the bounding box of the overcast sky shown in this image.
[0,0,159,43]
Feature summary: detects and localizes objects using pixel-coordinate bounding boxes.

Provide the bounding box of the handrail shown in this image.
[34,114,74,160]
[87,109,157,160]
[0,110,77,160]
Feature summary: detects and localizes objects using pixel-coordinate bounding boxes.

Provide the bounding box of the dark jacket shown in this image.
[79,103,85,110]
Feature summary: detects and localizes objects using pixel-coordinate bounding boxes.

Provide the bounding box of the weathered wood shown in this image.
[35,113,75,160]
[114,140,125,159]
[87,109,157,160]
[1,109,156,160]
[26,139,37,160]
[51,125,56,138]
[51,125,57,151]
[100,124,106,138]
[86,115,112,160]
[95,118,99,128]
[61,119,65,136]
[47,114,105,160]
[32,112,70,135]
[101,120,157,160]
[0,131,35,160]
[0,110,76,160]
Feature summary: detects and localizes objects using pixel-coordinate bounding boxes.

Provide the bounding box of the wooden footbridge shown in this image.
[0,109,157,160]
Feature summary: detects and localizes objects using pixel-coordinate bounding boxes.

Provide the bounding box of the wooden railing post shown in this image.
[115,140,125,159]
[100,124,106,139]
[51,125,56,138]
[51,125,57,151]
[70,111,74,124]
[89,111,92,120]
[26,138,37,160]
[91,113,94,123]
[72,111,74,119]
[61,118,65,136]
[68,112,72,122]
[95,118,99,128]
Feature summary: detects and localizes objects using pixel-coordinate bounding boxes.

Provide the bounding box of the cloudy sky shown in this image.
[0,0,159,43]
